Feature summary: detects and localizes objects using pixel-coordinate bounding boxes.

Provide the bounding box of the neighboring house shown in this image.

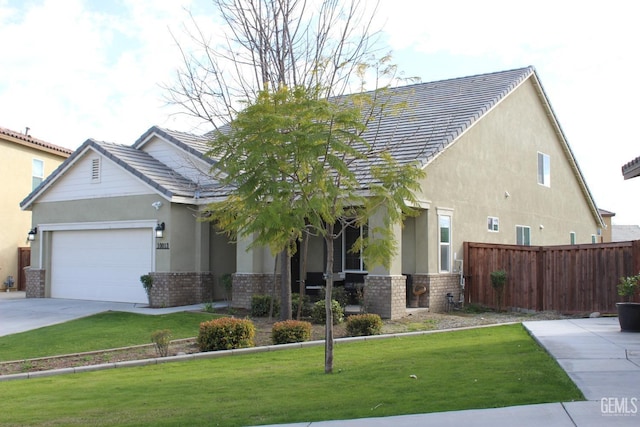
[598,208,615,243]
[612,225,640,242]
[1,127,72,291]
[622,156,640,180]
[20,66,603,318]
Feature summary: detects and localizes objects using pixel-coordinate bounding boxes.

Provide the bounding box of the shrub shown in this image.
[197,317,255,351]
[292,293,312,318]
[140,274,153,297]
[346,314,383,337]
[271,320,312,344]
[251,294,280,317]
[321,286,349,308]
[311,299,344,325]
[490,269,508,311]
[151,329,172,357]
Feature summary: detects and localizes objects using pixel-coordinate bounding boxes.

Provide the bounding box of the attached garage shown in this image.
[51,228,154,304]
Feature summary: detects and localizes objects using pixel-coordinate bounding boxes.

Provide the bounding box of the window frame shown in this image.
[343,222,367,272]
[516,225,531,246]
[32,158,44,190]
[537,152,550,187]
[438,212,452,273]
[487,216,499,232]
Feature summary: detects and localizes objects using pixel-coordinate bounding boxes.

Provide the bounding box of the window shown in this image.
[344,223,367,271]
[32,159,44,190]
[537,152,550,187]
[487,217,499,232]
[91,158,101,182]
[516,225,531,246]
[570,232,576,245]
[591,234,597,244]
[439,215,451,272]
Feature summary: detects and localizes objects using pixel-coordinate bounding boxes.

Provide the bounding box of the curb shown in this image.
[0,322,518,382]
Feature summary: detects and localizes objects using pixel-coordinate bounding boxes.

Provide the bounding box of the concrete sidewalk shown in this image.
[0,291,211,337]
[266,317,640,426]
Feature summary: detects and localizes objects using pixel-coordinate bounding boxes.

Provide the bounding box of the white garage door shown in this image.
[51,228,153,303]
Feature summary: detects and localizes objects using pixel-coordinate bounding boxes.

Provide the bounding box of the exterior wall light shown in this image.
[155,222,165,238]
[27,227,38,242]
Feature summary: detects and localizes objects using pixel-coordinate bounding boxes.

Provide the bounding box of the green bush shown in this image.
[346,314,383,337]
[197,317,255,351]
[320,287,349,308]
[151,329,172,357]
[311,299,344,325]
[251,294,280,317]
[292,293,312,317]
[271,320,312,344]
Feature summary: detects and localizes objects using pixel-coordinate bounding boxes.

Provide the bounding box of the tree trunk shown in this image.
[280,249,292,320]
[324,223,335,374]
[297,232,310,320]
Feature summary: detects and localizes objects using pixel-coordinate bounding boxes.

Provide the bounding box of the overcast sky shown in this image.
[1,0,638,225]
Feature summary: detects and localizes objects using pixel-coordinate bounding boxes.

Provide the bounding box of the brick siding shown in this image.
[24,268,45,298]
[364,275,406,319]
[147,272,215,308]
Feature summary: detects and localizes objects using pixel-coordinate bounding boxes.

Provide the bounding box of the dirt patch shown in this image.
[0,308,574,377]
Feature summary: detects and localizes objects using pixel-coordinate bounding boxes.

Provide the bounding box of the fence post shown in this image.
[536,246,544,311]
[633,240,640,275]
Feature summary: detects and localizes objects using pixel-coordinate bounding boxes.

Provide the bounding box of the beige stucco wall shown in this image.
[417,78,600,273]
[0,138,68,289]
[29,195,233,275]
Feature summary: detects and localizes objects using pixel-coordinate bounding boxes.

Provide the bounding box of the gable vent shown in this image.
[91,158,101,182]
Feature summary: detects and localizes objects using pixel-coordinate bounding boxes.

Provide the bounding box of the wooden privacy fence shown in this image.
[463,240,640,314]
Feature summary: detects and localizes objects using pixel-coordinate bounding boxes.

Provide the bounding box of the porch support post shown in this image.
[365,206,406,319]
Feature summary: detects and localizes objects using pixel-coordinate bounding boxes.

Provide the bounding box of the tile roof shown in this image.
[357,66,535,169]
[24,66,598,217]
[0,126,73,156]
[622,156,640,179]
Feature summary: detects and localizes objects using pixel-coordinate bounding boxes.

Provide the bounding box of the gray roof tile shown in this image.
[22,66,553,207]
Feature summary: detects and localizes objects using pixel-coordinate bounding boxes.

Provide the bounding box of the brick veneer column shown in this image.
[364,275,406,319]
[232,273,281,309]
[422,274,461,313]
[24,268,46,298]
[147,272,215,308]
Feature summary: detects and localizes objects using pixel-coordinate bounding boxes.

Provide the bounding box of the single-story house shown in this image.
[21,66,604,318]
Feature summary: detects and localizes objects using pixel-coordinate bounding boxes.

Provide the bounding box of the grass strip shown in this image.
[0,311,220,361]
[0,324,583,426]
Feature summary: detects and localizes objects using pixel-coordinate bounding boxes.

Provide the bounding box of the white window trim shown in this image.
[32,158,44,189]
[537,152,550,187]
[487,216,499,232]
[516,225,531,246]
[438,209,453,273]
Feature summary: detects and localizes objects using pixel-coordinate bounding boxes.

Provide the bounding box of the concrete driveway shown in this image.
[0,291,208,337]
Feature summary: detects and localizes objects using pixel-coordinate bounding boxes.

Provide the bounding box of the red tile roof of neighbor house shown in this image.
[0,126,73,157]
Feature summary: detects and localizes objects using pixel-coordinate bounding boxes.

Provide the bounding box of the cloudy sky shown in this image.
[1,0,639,225]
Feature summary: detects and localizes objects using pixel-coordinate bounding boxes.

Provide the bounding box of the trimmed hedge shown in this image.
[311,299,344,325]
[346,313,383,337]
[197,318,255,351]
[251,295,280,317]
[271,320,312,344]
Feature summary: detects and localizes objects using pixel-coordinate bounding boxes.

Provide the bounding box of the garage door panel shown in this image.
[51,229,153,303]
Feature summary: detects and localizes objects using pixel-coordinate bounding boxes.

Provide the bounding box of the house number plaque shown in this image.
[156,242,170,250]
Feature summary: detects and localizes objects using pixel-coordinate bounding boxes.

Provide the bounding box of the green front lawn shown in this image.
[0,311,220,361]
[0,324,583,426]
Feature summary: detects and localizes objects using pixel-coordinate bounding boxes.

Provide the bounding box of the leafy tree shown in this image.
[167,0,424,373]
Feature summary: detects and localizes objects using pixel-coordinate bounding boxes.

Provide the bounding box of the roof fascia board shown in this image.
[134,126,215,166]
[528,72,604,228]
[20,140,95,210]
[20,140,172,210]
